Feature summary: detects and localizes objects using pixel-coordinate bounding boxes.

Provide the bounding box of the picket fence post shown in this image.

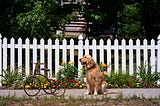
[33,38,38,72]
[84,39,89,55]
[55,39,59,76]
[25,38,30,76]
[114,39,119,73]
[17,38,22,73]
[10,38,15,71]
[62,39,67,62]
[107,39,111,74]
[47,38,52,77]
[0,34,160,84]
[0,34,2,86]
[156,34,160,84]
[70,39,74,62]
[78,34,83,77]
[136,39,141,71]
[121,39,126,74]
[150,39,156,73]
[99,39,104,63]
[157,34,160,73]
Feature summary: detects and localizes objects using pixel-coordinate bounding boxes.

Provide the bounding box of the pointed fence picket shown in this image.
[0,33,160,86]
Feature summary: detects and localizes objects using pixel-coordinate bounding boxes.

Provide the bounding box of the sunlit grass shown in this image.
[0,94,159,106]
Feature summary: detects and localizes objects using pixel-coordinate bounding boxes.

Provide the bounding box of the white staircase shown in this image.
[64,12,87,38]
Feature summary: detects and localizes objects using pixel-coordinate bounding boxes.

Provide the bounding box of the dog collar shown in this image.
[87,64,96,70]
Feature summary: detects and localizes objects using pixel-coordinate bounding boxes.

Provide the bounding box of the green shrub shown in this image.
[56,61,78,81]
[136,64,160,88]
[106,71,136,88]
[0,67,24,89]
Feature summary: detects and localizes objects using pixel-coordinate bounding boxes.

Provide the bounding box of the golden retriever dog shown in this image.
[79,55,106,95]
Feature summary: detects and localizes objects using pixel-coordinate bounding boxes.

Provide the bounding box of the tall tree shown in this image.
[0,0,78,39]
[139,0,160,40]
[0,0,15,38]
[118,3,143,39]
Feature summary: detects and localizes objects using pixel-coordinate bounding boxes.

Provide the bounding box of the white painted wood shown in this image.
[17,38,22,73]
[92,39,97,62]
[136,39,141,73]
[107,39,111,74]
[0,34,159,83]
[55,39,59,76]
[143,39,148,67]
[70,39,74,62]
[121,39,126,74]
[25,38,30,76]
[33,38,37,72]
[114,39,119,73]
[84,39,89,55]
[62,39,67,62]
[157,34,160,84]
[129,39,134,75]
[40,39,45,74]
[78,34,83,77]
[150,39,155,73]
[47,38,52,77]
[10,38,15,71]
[2,38,7,71]
[0,35,2,86]
[100,39,104,63]
[157,34,160,73]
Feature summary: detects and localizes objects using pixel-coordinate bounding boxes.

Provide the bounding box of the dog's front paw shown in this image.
[85,92,90,95]
[94,92,98,95]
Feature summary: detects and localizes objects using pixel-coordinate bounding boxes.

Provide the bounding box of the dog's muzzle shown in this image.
[79,59,87,65]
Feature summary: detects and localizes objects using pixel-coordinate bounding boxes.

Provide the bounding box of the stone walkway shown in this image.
[0,88,160,99]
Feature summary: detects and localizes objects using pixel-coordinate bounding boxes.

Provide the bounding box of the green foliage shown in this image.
[16,0,58,39]
[79,66,86,78]
[136,64,160,88]
[99,62,109,72]
[84,12,103,23]
[15,0,79,39]
[0,0,78,39]
[56,61,87,89]
[56,61,78,81]
[0,67,24,89]
[118,3,144,38]
[1,0,160,39]
[107,71,136,88]
[106,63,160,88]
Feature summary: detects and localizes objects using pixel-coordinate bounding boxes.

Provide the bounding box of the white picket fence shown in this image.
[0,33,160,83]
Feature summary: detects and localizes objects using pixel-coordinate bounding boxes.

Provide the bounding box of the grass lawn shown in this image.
[0,94,160,106]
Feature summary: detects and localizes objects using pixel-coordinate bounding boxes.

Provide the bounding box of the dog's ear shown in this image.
[86,58,96,69]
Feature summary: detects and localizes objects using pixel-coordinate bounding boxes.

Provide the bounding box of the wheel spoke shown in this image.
[24,76,41,96]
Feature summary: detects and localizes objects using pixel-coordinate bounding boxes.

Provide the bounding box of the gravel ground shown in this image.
[0,89,160,106]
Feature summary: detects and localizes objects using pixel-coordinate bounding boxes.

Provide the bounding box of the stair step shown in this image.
[65,27,86,32]
[65,24,87,27]
[63,1,86,5]
[62,4,87,38]
[69,21,87,24]
[78,18,86,21]
[64,32,84,38]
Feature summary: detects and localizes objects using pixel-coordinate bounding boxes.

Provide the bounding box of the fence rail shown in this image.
[0,34,160,86]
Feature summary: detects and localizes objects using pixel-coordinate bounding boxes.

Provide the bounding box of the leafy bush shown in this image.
[106,71,136,88]
[0,67,24,89]
[118,3,144,38]
[136,64,160,88]
[56,61,87,89]
[99,62,110,80]
[56,61,78,81]
[106,63,160,88]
